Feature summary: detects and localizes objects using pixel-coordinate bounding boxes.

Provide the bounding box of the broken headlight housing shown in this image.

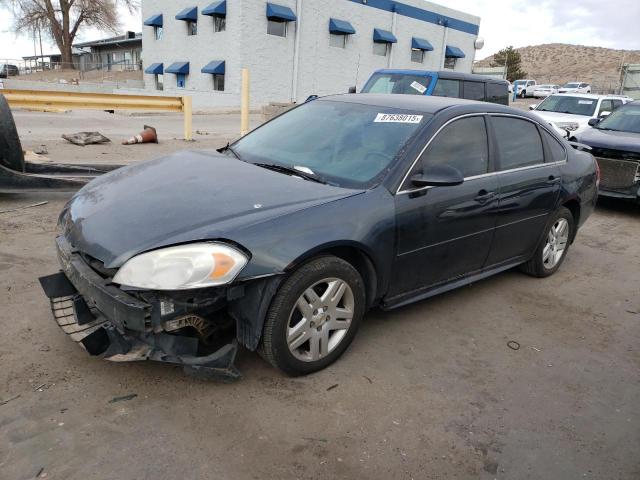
[113,243,248,290]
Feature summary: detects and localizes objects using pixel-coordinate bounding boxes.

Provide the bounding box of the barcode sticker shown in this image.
[374,113,423,124]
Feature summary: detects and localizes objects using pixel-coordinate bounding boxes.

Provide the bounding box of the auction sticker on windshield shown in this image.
[410,81,427,94]
[374,113,423,123]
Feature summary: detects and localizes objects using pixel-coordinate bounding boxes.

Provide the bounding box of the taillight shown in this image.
[594,157,600,188]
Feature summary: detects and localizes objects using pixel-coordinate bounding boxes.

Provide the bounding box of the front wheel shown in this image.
[520,207,574,277]
[260,256,366,375]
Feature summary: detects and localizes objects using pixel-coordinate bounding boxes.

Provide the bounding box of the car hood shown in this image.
[532,111,591,123]
[61,150,364,267]
[574,128,640,153]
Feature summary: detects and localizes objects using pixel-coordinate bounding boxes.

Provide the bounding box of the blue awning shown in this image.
[165,62,190,74]
[445,45,466,58]
[202,1,226,16]
[412,37,434,51]
[176,7,197,21]
[373,28,397,44]
[201,60,225,75]
[144,63,163,75]
[266,3,296,22]
[143,14,163,27]
[329,18,355,35]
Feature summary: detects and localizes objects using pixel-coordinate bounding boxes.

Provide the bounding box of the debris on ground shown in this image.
[0,201,48,215]
[122,125,157,145]
[109,393,138,404]
[530,346,542,352]
[196,130,210,135]
[326,384,339,391]
[507,341,521,351]
[363,375,373,384]
[62,131,111,146]
[33,145,48,155]
[0,394,20,406]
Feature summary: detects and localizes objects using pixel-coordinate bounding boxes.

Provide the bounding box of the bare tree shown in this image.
[2,0,138,68]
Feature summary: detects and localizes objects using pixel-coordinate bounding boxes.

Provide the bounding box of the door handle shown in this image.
[547,175,561,184]
[474,189,495,204]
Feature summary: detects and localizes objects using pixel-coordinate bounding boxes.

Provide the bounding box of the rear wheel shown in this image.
[260,256,365,375]
[520,207,574,277]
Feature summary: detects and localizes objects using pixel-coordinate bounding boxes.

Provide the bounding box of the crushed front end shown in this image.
[39,236,272,381]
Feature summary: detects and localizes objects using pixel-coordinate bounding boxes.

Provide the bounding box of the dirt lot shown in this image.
[1,107,639,480]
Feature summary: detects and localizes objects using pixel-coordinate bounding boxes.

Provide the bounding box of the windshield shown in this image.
[536,95,597,116]
[231,100,429,188]
[361,73,432,95]
[596,104,640,133]
[564,83,580,88]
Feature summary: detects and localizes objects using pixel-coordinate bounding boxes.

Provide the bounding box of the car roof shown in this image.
[372,69,508,85]
[319,93,518,115]
[552,93,610,99]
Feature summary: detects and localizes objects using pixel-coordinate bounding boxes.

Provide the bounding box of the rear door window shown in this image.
[432,79,461,98]
[463,81,485,101]
[611,99,623,110]
[486,83,508,104]
[492,116,545,170]
[540,130,566,162]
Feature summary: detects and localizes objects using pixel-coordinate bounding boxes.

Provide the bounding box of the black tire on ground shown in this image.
[520,206,575,278]
[0,94,25,172]
[260,256,366,376]
[520,90,526,98]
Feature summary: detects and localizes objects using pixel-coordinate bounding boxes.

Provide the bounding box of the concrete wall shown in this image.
[141,0,480,108]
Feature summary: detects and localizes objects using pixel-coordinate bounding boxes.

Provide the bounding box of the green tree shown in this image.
[492,46,528,82]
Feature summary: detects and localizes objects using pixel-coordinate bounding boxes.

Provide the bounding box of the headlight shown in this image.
[112,242,249,290]
[555,122,579,131]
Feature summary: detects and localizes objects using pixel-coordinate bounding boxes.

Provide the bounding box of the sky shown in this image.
[1,0,639,62]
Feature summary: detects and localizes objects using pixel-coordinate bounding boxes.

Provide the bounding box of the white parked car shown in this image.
[530,93,631,136]
[558,82,591,94]
[514,79,537,98]
[533,84,560,98]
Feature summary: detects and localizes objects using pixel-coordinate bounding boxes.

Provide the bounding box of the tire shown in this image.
[520,207,574,278]
[0,94,25,172]
[520,90,526,99]
[260,256,366,376]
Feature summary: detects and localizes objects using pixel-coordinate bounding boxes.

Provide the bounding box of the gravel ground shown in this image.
[1,106,639,480]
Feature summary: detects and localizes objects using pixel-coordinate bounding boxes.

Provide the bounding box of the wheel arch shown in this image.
[286,241,380,309]
[561,198,581,242]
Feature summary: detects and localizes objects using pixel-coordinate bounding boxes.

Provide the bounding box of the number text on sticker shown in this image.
[374,113,423,124]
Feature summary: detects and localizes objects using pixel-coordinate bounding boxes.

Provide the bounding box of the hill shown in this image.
[476,44,640,93]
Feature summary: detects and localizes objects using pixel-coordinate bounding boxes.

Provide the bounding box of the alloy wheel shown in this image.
[543,218,569,269]
[287,277,355,362]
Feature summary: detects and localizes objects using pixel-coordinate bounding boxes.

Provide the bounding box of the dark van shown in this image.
[357,70,509,105]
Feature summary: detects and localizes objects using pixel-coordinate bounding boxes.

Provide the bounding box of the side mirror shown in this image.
[305,94,318,103]
[588,118,600,127]
[529,104,538,110]
[348,86,356,94]
[599,111,611,118]
[411,165,464,187]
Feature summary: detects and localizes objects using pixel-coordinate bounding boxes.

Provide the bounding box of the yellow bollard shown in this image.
[182,96,193,141]
[240,68,250,136]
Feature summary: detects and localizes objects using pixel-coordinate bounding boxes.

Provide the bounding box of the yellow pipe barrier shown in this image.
[2,89,193,141]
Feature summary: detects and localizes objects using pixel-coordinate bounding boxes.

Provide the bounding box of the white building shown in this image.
[141,0,481,108]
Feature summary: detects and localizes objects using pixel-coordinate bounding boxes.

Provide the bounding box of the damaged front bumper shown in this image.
[39,236,242,381]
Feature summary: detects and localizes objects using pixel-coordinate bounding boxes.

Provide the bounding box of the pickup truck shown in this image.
[514,79,537,98]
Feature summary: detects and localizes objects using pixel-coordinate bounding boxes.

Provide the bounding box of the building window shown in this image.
[177,73,186,88]
[373,42,389,56]
[444,57,456,70]
[187,20,197,36]
[330,33,346,48]
[154,26,163,40]
[213,74,225,91]
[155,74,163,91]
[411,49,424,63]
[214,16,226,32]
[267,20,287,37]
